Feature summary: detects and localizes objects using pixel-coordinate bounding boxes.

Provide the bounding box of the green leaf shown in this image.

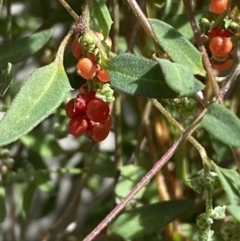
[214,165,240,205]
[227,205,240,221]
[20,130,62,157]
[109,53,178,98]
[109,200,194,239]
[0,29,52,69]
[0,185,6,222]
[155,58,205,96]
[165,12,204,40]
[0,63,14,96]
[0,61,71,147]
[115,165,147,204]
[149,18,206,76]
[91,0,113,39]
[201,103,240,147]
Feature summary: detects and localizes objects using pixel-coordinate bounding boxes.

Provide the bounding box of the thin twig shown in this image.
[126,0,160,51]
[220,63,240,97]
[111,0,123,172]
[128,100,152,164]
[58,0,79,20]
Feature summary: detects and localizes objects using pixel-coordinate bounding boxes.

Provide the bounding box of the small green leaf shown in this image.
[0,63,14,96]
[0,185,6,222]
[109,200,194,239]
[227,205,240,221]
[0,29,52,69]
[201,103,240,147]
[0,61,71,147]
[155,58,205,96]
[149,18,206,76]
[109,53,178,98]
[91,0,113,39]
[214,165,240,205]
[115,165,147,204]
[20,130,62,157]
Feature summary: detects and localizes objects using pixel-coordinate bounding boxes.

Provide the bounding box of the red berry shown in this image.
[209,0,228,14]
[67,115,88,137]
[86,98,110,122]
[65,99,82,118]
[71,38,83,59]
[97,68,109,82]
[209,36,233,57]
[89,122,110,142]
[211,56,233,71]
[77,57,97,80]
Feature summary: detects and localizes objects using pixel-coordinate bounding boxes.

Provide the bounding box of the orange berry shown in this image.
[211,57,233,71]
[77,57,97,80]
[209,0,228,14]
[209,36,233,57]
[97,68,109,82]
[71,38,83,59]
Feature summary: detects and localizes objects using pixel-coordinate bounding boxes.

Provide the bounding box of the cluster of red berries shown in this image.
[206,27,233,72]
[66,84,112,142]
[71,32,111,82]
[66,31,113,142]
[200,0,239,72]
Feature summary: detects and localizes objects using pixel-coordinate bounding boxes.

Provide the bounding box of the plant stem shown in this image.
[203,164,213,217]
[55,29,74,63]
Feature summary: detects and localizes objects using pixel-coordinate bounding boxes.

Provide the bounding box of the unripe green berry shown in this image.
[196,213,213,230]
[228,22,239,34]
[4,158,14,169]
[200,17,211,32]
[80,32,97,52]
[0,148,10,158]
